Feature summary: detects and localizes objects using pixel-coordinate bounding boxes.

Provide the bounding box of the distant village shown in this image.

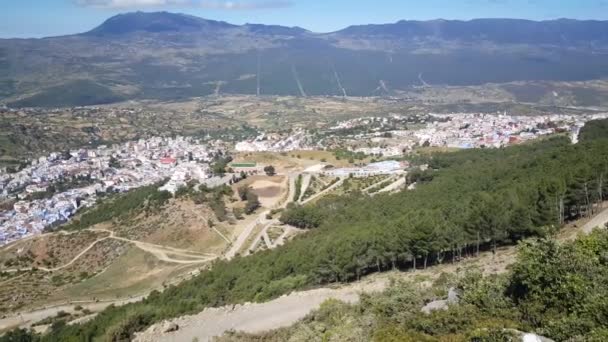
[235,112,608,156]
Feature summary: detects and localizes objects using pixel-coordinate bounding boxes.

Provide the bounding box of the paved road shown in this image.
[226,172,300,259]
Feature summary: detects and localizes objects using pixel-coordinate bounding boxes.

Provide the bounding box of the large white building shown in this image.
[322,160,408,178]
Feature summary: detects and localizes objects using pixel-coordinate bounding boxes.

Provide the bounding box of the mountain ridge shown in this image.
[2,11,608,107]
[33,12,608,40]
[333,17,608,44]
[83,11,310,37]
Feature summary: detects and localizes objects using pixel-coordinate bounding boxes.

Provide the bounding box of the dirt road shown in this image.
[78,229,218,264]
[0,296,144,331]
[134,279,387,342]
[224,212,269,260]
[133,240,521,342]
[582,207,608,233]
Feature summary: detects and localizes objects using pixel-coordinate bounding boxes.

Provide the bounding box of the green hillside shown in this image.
[8,80,124,108]
[221,230,608,341]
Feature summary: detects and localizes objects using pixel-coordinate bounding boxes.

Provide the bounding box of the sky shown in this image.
[1,0,607,38]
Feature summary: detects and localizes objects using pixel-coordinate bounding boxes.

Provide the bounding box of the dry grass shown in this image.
[57,247,199,302]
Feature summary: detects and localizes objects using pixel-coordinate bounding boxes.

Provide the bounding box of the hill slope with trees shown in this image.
[220,229,608,341]
[4,120,608,341]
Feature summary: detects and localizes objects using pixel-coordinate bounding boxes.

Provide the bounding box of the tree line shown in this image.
[219,230,608,341]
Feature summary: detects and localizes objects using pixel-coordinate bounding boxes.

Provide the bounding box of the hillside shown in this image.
[0,185,234,314]
[5,119,608,341]
[335,18,608,44]
[84,11,238,36]
[215,229,608,341]
[2,13,608,106]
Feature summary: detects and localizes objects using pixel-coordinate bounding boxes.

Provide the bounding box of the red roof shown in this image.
[160,157,177,164]
[509,136,520,143]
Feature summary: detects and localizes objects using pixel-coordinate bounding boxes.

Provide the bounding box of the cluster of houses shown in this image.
[3,110,606,246]
[412,113,607,149]
[330,112,608,156]
[0,136,228,246]
[235,130,312,152]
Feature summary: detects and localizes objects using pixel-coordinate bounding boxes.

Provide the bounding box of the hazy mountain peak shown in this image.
[84,11,237,36]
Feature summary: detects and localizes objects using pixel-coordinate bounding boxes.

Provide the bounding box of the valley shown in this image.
[2,7,608,342]
[2,13,608,107]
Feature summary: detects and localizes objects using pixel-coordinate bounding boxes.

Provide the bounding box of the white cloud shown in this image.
[74,0,292,10]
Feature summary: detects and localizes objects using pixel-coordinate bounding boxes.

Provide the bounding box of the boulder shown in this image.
[421,299,448,314]
[421,287,459,314]
[522,333,554,342]
[163,322,179,333]
[447,287,460,304]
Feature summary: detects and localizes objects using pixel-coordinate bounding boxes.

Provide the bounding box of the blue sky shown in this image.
[1,0,607,38]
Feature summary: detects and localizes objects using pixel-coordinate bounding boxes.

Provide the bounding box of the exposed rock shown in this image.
[421,287,460,314]
[521,332,554,342]
[447,287,460,304]
[163,322,179,333]
[421,299,448,314]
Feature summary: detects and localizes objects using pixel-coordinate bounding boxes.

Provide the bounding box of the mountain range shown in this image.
[1,12,608,107]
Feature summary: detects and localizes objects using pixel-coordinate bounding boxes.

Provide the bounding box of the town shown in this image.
[1,110,607,246]
[0,136,230,246]
[233,112,608,155]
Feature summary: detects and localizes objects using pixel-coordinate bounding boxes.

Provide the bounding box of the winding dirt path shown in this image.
[89,228,217,264]
[3,234,111,273]
[3,229,217,274]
